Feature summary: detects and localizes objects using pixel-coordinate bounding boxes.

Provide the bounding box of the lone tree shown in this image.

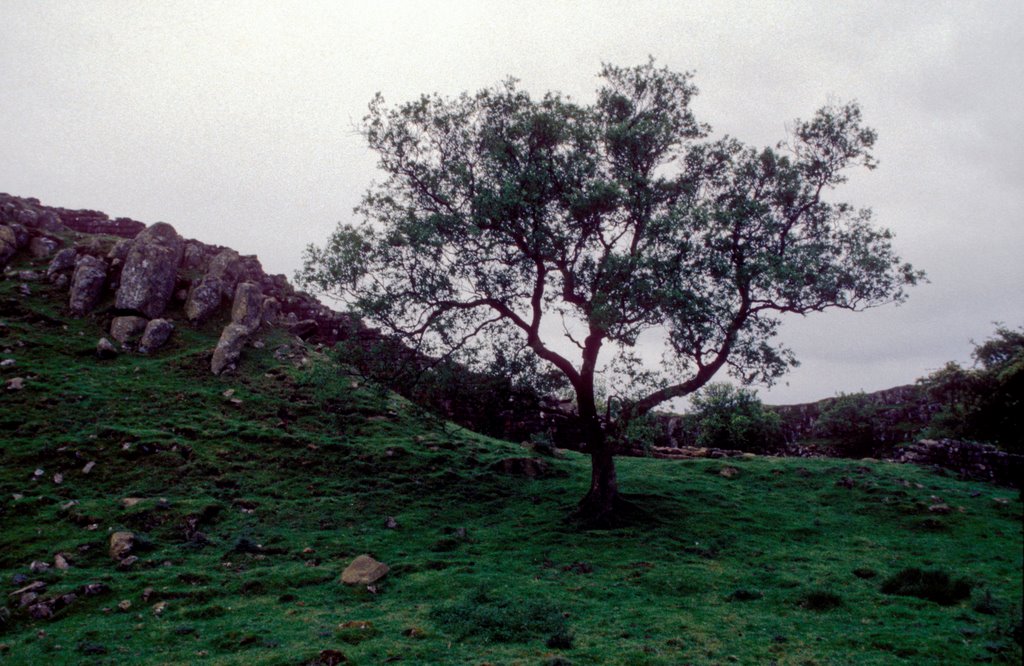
[300,61,921,524]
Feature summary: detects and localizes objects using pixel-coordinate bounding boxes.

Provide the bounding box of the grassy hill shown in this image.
[1,249,1021,665]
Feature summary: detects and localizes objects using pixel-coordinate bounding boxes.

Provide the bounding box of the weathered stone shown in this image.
[340,554,389,586]
[54,553,70,570]
[28,236,60,258]
[181,241,207,270]
[69,255,108,315]
[207,248,245,299]
[261,297,280,326]
[109,316,149,344]
[46,248,77,279]
[9,581,46,598]
[185,275,223,323]
[288,319,318,339]
[211,323,250,375]
[0,225,20,268]
[96,337,118,359]
[139,318,174,354]
[27,601,53,620]
[115,222,184,318]
[109,531,135,560]
[107,238,131,263]
[231,282,263,332]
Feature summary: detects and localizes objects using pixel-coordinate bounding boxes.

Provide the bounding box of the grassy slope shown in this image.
[0,251,1021,665]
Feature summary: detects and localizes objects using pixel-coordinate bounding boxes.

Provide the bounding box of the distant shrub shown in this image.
[880,567,972,605]
[813,392,885,457]
[430,587,567,643]
[688,383,784,453]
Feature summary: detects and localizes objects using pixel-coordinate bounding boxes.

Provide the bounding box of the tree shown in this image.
[688,383,783,453]
[300,61,921,524]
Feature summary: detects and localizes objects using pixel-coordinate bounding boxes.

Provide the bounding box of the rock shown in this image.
[0,359,14,368]
[28,236,60,258]
[27,601,54,620]
[109,316,149,344]
[82,461,96,474]
[261,297,280,326]
[152,601,167,616]
[117,599,132,612]
[115,222,184,318]
[231,282,263,332]
[107,239,132,263]
[5,377,25,390]
[384,516,399,529]
[340,554,389,586]
[96,337,118,359]
[719,466,741,479]
[181,241,207,270]
[0,225,22,268]
[288,319,318,339]
[9,581,46,598]
[46,248,77,280]
[120,497,145,508]
[211,322,251,375]
[68,255,108,315]
[117,555,139,570]
[313,650,349,665]
[54,554,70,570]
[17,283,30,296]
[207,248,245,299]
[16,270,41,281]
[109,531,135,560]
[928,503,952,514]
[138,318,174,354]
[184,275,223,323]
[29,561,50,573]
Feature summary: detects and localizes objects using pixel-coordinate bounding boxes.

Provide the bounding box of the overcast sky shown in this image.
[2,1,1021,404]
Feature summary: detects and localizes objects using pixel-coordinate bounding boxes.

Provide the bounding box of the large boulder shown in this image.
[185,275,223,323]
[231,282,263,332]
[0,225,23,268]
[28,236,61,258]
[69,255,108,315]
[138,318,174,354]
[211,323,250,375]
[207,248,245,299]
[115,222,184,318]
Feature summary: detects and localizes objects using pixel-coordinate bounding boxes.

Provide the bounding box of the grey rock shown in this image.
[184,275,223,323]
[109,316,148,344]
[181,241,207,270]
[69,255,108,315]
[96,337,118,359]
[115,222,183,318]
[208,248,244,299]
[0,225,20,268]
[211,323,250,375]
[138,318,174,354]
[261,296,280,326]
[46,248,78,279]
[109,531,135,560]
[106,238,132,263]
[231,282,263,332]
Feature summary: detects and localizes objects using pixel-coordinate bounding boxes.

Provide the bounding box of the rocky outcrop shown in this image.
[892,439,1023,487]
[115,222,184,318]
[46,248,77,280]
[0,224,25,268]
[109,316,149,344]
[210,323,250,375]
[184,275,223,323]
[68,255,108,315]
[230,282,263,331]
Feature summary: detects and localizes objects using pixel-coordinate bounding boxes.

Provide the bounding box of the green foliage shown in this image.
[429,588,567,643]
[688,383,783,452]
[921,324,1024,451]
[814,391,885,457]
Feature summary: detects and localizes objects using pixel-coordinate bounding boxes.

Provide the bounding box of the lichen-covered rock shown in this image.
[231,282,263,332]
[0,225,22,268]
[109,316,149,344]
[211,323,250,375]
[181,241,208,271]
[106,238,132,264]
[185,275,223,323]
[69,255,108,315]
[96,337,118,359]
[340,554,389,586]
[208,248,245,299]
[138,318,174,354]
[261,296,281,327]
[115,222,184,318]
[46,247,78,280]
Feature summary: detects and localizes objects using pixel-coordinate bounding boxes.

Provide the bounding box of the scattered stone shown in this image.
[109,316,149,344]
[0,358,14,368]
[33,468,44,478]
[52,473,63,485]
[29,561,50,573]
[117,555,139,570]
[9,581,46,598]
[27,601,54,620]
[29,236,60,258]
[68,255,108,315]
[120,497,145,508]
[117,599,132,612]
[82,461,96,474]
[928,503,952,515]
[6,377,25,390]
[153,601,167,616]
[719,466,741,479]
[340,554,389,586]
[211,323,251,375]
[96,337,118,359]
[384,516,399,529]
[46,248,77,279]
[138,318,173,353]
[78,582,111,596]
[16,269,41,281]
[54,554,70,570]
[109,531,136,560]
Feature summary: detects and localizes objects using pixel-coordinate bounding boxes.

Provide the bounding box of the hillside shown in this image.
[1,197,1022,664]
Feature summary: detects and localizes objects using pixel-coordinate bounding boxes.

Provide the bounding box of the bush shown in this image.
[688,383,783,453]
[813,392,885,457]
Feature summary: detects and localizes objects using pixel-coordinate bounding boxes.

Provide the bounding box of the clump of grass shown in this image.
[430,587,568,643]
[726,588,763,602]
[881,567,972,605]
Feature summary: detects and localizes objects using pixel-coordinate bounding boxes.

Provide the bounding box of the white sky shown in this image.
[2,0,1022,404]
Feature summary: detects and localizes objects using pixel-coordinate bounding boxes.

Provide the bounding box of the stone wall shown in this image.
[891,439,1023,487]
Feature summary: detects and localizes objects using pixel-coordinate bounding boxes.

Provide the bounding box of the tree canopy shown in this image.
[300,60,921,524]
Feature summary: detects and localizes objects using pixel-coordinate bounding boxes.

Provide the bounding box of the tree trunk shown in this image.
[577,427,620,527]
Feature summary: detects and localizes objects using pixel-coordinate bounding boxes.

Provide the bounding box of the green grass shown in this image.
[1,251,1021,665]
